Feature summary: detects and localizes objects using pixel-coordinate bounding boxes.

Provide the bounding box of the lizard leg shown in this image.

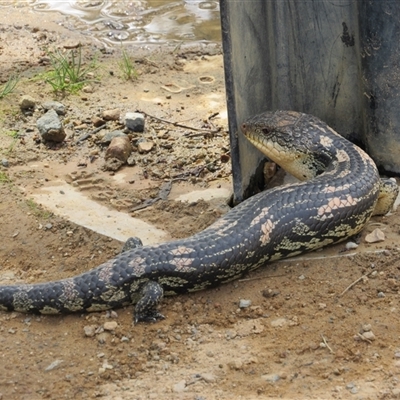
[133,281,164,324]
[373,178,399,216]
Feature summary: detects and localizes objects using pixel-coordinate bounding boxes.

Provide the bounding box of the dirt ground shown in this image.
[1,7,400,400]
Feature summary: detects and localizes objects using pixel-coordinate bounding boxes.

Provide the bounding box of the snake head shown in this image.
[241,110,334,180]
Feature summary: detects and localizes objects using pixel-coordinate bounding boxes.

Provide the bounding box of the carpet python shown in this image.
[0,111,398,323]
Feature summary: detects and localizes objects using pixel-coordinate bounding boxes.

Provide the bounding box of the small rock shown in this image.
[137,141,155,153]
[200,373,216,383]
[45,359,63,371]
[42,101,65,115]
[172,380,186,393]
[105,136,132,164]
[1,159,9,168]
[261,288,280,298]
[261,373,280,383]
[97,332,110,344]
[92,116,106,127]
[102,108,120,121]
[239,299,252,308]
[82,85,94,93]
[298,274,306,280]
[228,359,243,370]
[36,109,66,142]
[365,228,385,243]
[127,154,136,166]
[103,321,118,331]
[362,331,376,341]
[102,362,113,370]
[345,241,358,250]
[101,130,127,145]
[124,112,145,132]
[83,325,97,337]
[20,95,37,110]
[362,324,372,332]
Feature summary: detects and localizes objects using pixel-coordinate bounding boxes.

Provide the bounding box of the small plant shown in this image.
[26,198,52,219]
[0,171,10,183]
[0,75,19,99]
[118,48,137,80]
[4,130,18,138]
[45,46,98,93]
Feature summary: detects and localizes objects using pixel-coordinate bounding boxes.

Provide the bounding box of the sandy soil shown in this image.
[1,7,400,400]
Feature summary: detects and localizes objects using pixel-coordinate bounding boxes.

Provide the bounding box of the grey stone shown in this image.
[124,112,145,132]
[37,109,66,143]
[1,159,9,168]
[100,130,127,145]
[42,101,66,115]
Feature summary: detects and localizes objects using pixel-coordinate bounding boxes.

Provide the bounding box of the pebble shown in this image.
[45,359,63,371]
[239,299,252,308]
[101,130,127,145]
[261,373,280,383]
[37,109,66,143]
[345,241,358,250]
[124,112,145,132]
[92,116,106,127]
[83,325,97,337]
[200,373,216,383]
[298,274,306,280]
[138,141,155,153]
[42,100,65,115]
[362,331,376,341]
[227,359,243,370]
[365,228,385,243]
[44,223,53,230]
[19,94,37,110]
[1,159,9,168]
[103,321,118,331]
[102,108,120,121]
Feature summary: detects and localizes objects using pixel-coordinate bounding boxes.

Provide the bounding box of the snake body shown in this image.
[0,111,397,322]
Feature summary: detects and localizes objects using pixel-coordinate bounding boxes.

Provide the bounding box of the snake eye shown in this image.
[241,123,247,131]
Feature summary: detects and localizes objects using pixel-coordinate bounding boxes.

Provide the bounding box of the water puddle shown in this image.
[10,0,221,45]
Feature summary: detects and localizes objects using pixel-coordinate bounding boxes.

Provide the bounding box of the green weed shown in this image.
[45,47,99,93]
[118,48,137,81]
[4,130,18,138]
[26,198,52,219]
[0,75,19,99]
[0,171,10,183]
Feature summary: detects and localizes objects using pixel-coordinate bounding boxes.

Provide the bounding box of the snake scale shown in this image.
[0,111,398,323]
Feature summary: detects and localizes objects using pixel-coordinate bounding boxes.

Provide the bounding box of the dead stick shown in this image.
[321,335,335,354]
[140,110,220,133]
[340,254,400,297]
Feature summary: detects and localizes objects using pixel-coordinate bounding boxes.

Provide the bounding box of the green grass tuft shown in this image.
[118,48,137,81]
[45,47,99,93]
[0,75,19,99]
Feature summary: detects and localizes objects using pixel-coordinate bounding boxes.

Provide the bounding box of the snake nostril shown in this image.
[241,123,247,132]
